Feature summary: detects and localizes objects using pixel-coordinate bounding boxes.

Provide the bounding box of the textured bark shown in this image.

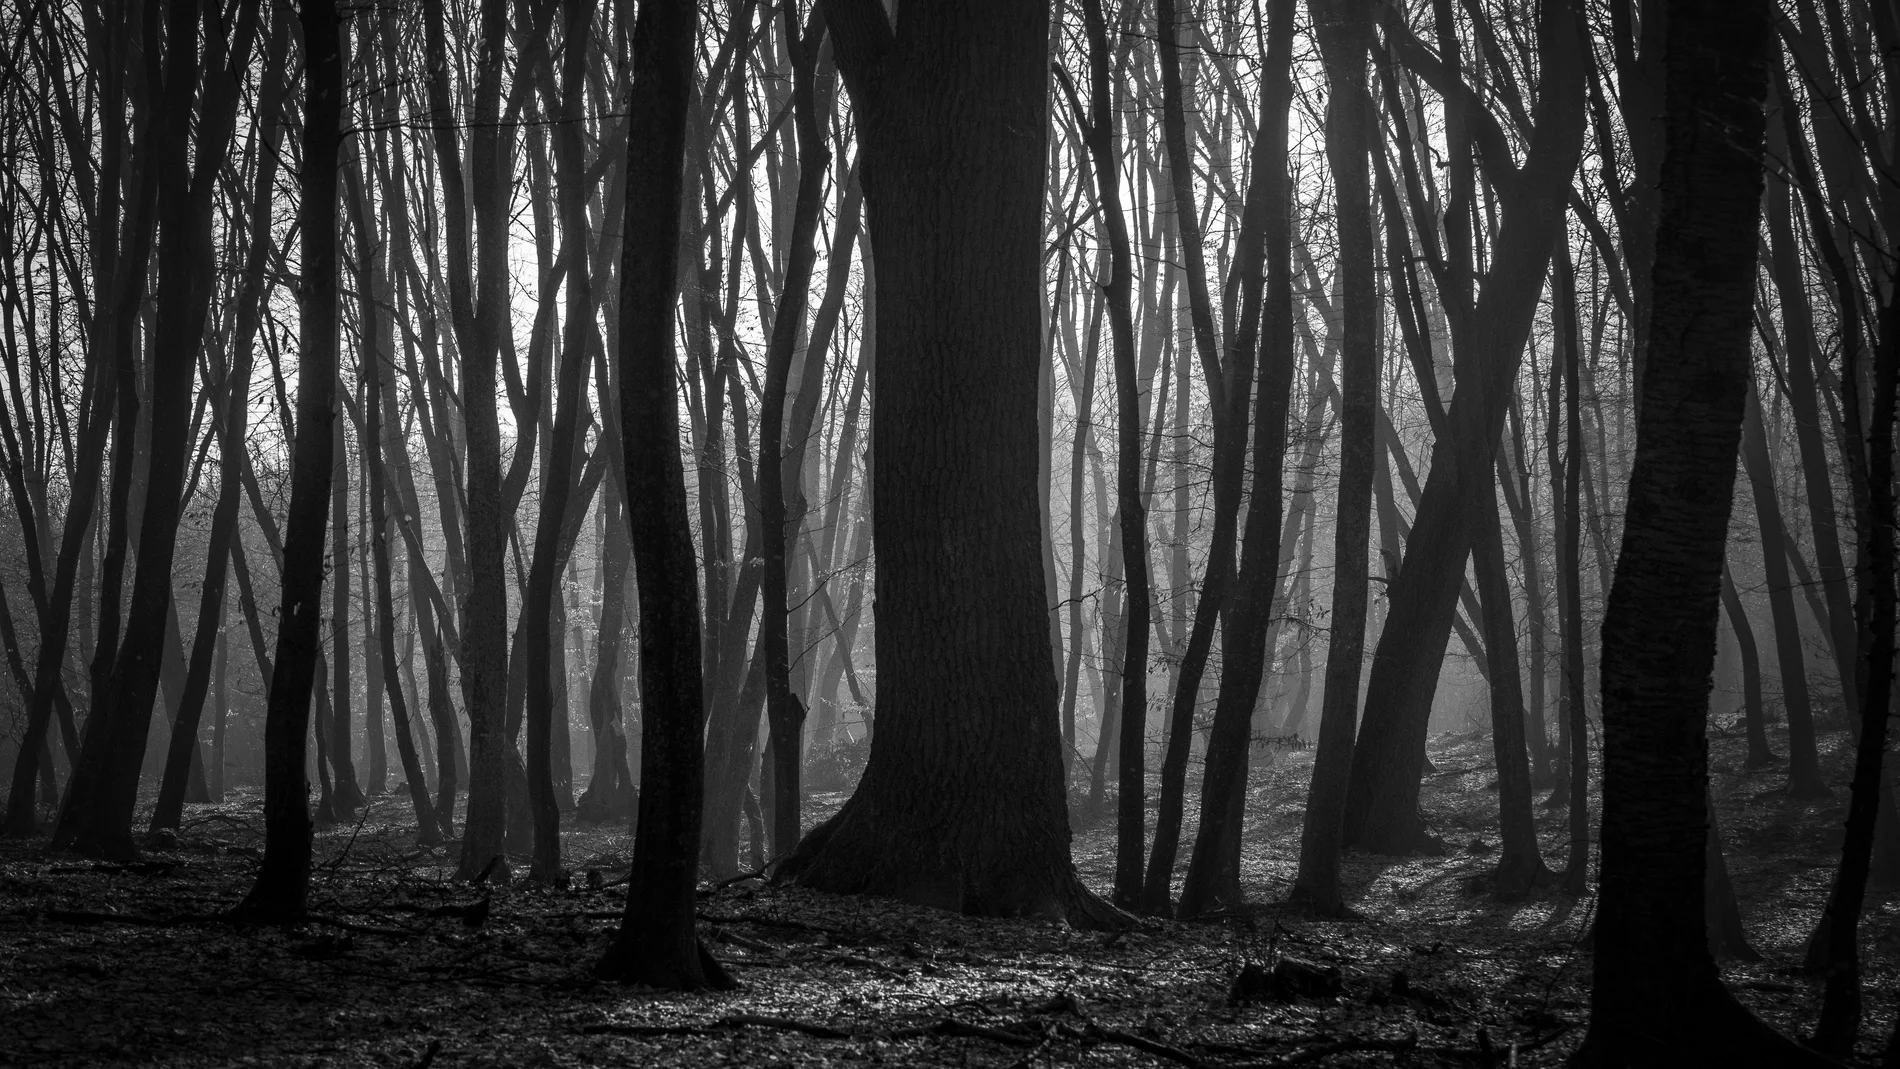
[780,0,1118,929]
[1288,0,1375,916]
[1342,0,1584,854]
[233,0,339,919]
[595,0,731,992]
[1575,0,1825,1059]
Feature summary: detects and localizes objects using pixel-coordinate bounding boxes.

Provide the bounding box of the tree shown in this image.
[1287,0,1374,916]
[595,0,732,992]
[232,0,341,921]
[779,0,1119,928]
[1574,0,1832,1059]
[1341,0,1586,855]
[57,0,262,857]
[1070,0,1151,911]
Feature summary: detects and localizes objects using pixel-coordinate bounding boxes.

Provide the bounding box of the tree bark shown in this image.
[1342,0,1585,854]
[596,0,732,991]
[780,0,1119,928]
[234,0,340,919]
[1288,0,1376,916]
[1574,0,1827,1058]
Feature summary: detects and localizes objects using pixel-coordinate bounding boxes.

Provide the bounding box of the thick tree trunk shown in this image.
[596,0,731,991]
[234,0,340,919]
[781,0,1118,928]
[1575,0,1826,1059]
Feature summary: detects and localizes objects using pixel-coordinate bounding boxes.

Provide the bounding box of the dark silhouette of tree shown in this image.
[780,0,1120,928]
[1576,0,1831,1059]
[232,0,340,921]
[595,0,732,992]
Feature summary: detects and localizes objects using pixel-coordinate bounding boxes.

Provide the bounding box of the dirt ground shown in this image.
[1,719,1892,1068]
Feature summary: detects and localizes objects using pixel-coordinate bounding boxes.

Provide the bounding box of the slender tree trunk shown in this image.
[1807,290,1898,1055]
[1178,0,1297,919]
[596,0,732,991]
[1288,0,1376,916]
[1740,383,1830,797]
[60,0,262,857]
[234,0,340,919]
[1720,563,1779,766]
[1074,0,1152,910]
[150,15,287,832]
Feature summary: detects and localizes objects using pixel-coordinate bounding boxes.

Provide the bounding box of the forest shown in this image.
[0,0,1893,1065]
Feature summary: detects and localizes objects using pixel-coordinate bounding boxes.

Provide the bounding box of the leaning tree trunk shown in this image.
[1575,0,1829,1060]
[779,0,1119,928]
[234,0,340,920]
[595,0,731,992]
[1341,0,1585,855]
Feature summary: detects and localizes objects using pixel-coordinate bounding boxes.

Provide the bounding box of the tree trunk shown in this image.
[59,0,261,857]
[1288,0,1376,916]
[596,0,732,991]
[1740,383,1830,797]
[1178,0,1297,920]
[1553,241,1590,891]
[234,0,339,919]
[1575,0,1826,1058]
[1807,286,1898,1056]
[780,0,1119,929]
[420,0,514,883]
[1341,0,1585,855]
[150,14,287,833]
[1721,564,1779,766]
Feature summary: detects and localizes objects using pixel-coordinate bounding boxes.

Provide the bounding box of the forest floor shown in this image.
[1,718,1894,1068]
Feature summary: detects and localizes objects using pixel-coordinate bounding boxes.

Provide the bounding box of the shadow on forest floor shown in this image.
[0,719,1891,1067]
